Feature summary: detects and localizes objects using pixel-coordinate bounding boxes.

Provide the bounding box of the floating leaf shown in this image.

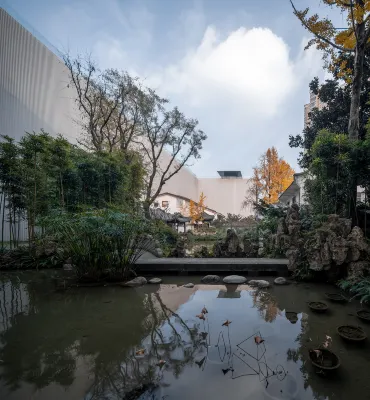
[254,336,265,345]
[156,360,166,368]
[222,320,232,327]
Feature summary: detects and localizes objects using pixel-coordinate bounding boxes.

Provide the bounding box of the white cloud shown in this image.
[148,27,298,116]
[142,26,322,176]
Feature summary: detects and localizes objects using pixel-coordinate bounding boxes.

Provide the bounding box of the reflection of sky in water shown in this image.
[1,274,369,400]
[149,288,310,400]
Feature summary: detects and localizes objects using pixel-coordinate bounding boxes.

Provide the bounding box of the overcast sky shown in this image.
[2,0,344,178]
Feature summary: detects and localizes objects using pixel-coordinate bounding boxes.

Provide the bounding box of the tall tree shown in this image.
[247,147,295,204]
[135,88,206,217]
[290,0,370,140]
[64,55,143,152]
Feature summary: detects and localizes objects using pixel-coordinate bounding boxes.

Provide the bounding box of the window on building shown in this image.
[176,198,184,208]
[154,201,159,208]
[357,192,362,203]
[162,200,169,208]
[287,201,290,206]
[292,196,296,204]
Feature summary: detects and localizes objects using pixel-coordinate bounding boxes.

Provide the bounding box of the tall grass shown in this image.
[40,209,155,281]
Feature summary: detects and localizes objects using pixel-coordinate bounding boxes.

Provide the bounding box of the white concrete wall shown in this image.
[295,174,307,205]
[155,193,218,217]
[0,8,81,143]
[198,178,252,217]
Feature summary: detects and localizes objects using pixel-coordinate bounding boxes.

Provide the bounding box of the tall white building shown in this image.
[304,91,325,128]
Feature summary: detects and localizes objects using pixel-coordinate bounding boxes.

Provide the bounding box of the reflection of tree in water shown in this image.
[1,275,291,399]
[251,290,280,323]
[215,327,288,389]
[0,275,152,395]
[86,292,206,399]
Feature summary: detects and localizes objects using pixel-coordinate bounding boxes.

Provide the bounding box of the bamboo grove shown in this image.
[0,131,144,249]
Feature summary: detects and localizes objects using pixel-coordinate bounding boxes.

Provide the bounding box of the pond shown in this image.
[1,272,370,400]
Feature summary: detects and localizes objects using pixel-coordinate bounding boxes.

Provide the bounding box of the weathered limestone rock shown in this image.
[249,280,270,288]
[286,248,300,271]
[148,278,162,284]
[274,277,288,285]
[154,248,163,258]
[212,229,243,257]
[348,226,369,251]
[171,237,186,258]
[63,263,73,271]
[225,228,242,255]
[213,240,223,258]
[348,261,370,281]
[243,237,258,258]
[223,275,247,284]
[183,283,195,288]
[330,236,348,265]
[201,275,220,283]
[124,277,147,287]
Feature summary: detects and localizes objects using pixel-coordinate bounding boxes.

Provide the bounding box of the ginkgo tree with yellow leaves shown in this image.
[246,147,295,205]
[181,192,207,225]
[290,0,370,141]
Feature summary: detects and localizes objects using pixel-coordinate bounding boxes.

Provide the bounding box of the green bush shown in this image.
[338,278,370,304]
[153,221,178,246]
[39,209,154,281]
[0,245,63,270]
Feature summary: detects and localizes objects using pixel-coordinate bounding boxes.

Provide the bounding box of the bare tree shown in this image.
[64,55,143,152]
[134,88,207,217]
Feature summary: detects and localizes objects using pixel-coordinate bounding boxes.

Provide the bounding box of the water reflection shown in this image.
[1,274,370,400]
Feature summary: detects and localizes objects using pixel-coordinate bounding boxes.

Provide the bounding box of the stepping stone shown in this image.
[201,275,220,283]
[274,277,289,285]
[148,278,162,284]
[183,283,194,288]
[249,280,270,288]
[223,275,247,284]
[122,277,147,287]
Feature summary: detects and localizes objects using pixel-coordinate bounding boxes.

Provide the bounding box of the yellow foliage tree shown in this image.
[248,147,295,204]
[182,192,207,224]
[290,0,370,140]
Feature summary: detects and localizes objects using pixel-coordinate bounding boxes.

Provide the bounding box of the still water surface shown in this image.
[1,272,370,399]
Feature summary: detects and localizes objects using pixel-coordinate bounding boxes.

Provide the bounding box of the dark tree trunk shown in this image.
[348,22,366,140]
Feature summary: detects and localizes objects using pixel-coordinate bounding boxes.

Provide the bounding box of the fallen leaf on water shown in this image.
[156,360,166,368]
[202,306,208,314]
[254,336,265,345]
[322,341,330,348]
[222,320,232,327]
[326,335,332,342]
[222,368,231,375]
[312,349,322,358]
[196,314,205,320]
[195,356,206,368]
[136,349,145,356]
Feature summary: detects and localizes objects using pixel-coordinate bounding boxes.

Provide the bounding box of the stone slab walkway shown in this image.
[136,257,288,276]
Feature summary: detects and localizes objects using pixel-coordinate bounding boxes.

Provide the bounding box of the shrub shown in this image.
[39,209,154,281]
[338,278,370,304]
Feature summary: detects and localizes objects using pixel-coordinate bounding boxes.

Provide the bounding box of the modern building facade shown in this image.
[304,90,325,128]
[0,8,251,240]
[158,171,251,218]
